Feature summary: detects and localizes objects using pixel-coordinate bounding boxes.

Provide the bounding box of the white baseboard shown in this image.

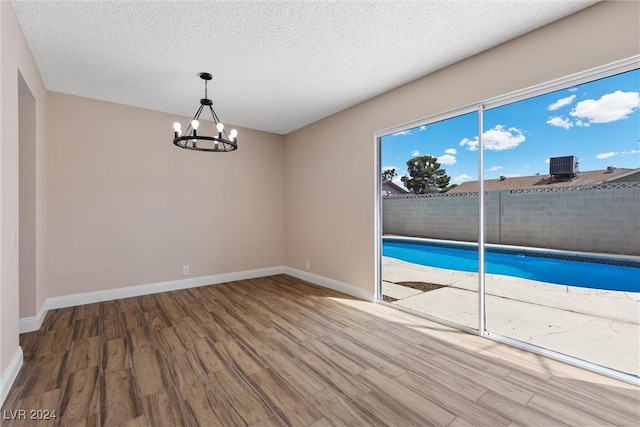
[0,347,23,407]
[283,267,375,302]
[17,266,373,337]
[19,266,285,334]
[19,301,50,334]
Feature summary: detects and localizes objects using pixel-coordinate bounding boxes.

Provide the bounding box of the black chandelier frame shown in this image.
[172,72,238,152]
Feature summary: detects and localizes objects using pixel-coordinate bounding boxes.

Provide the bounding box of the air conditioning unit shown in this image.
[549,156,579,178]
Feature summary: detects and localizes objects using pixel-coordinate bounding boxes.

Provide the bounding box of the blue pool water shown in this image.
[383,238,640,293]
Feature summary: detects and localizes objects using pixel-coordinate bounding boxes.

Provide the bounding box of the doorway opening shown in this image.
[19,72,37,321]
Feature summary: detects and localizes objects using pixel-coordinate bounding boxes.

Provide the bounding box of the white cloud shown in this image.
[485,126,526,151]
[410,150,420,157]
[459,137,478,151]
[437,154,456,165]
[596,152,616,159]
[392,129,412,136]
[568,87,578,92]
[453,174,472,183]
[444,148,457,155]
[596,150,640,159]
[548,94,576,111]
[487,166,503,172]
[459,125,526,151]
[546,116,573,129]
[574,119,590,127]
[386,167,408,188]
[419,125,426,131]
[544,158,550,164]
[570,90,640,124]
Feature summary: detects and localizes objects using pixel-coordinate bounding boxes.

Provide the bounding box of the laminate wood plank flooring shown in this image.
[2,274,639,426]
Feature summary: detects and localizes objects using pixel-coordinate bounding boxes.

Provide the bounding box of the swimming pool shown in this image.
[383,238,640,293]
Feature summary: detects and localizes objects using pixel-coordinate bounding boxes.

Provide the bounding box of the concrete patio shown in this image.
[382,256,640,377]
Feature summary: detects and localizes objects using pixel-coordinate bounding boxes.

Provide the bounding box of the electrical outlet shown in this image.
[182,265,190,276]
[305,260,310,270]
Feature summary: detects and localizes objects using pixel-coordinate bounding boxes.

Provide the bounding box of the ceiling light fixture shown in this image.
[172,72,238,152]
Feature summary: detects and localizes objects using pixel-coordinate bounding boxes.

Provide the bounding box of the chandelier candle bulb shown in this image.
[172,72,238,152]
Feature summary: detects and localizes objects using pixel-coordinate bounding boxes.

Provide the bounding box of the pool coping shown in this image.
[382,255,640,323]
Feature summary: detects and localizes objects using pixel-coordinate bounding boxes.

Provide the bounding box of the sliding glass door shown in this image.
[482,68,640,378]
[378,58,639,382]
[380,111,479,330]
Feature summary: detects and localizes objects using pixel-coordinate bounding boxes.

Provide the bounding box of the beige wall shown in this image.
[284,1,640,291]
[46,92,284,297]
[1,1,47,381]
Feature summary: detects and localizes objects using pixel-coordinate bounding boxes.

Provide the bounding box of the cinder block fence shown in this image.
[382,183,640,256]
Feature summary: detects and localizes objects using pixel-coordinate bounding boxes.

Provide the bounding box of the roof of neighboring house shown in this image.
[447,168,639,193]
[382,181,409,194]
[600,168,640,183]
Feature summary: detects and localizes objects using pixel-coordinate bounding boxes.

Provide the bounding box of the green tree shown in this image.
[401,155,452,193]
[381,168,397,182]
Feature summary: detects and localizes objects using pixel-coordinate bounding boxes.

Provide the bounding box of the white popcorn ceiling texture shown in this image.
[12,1,597,135]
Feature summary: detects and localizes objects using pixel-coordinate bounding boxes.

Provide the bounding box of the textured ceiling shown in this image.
[12,1,598,135]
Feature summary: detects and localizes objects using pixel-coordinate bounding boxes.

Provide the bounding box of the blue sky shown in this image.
[382,69,640,188]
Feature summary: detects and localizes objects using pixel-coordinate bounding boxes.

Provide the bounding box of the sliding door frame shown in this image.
[375,55,640,385]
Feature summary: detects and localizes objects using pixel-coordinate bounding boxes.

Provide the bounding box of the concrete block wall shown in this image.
[382,193,479,241]
[382,184,640,255]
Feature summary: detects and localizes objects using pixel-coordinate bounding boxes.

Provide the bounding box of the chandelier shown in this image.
[172,72,238,152]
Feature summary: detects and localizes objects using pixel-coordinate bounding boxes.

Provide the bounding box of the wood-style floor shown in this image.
[2,275,638,426]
